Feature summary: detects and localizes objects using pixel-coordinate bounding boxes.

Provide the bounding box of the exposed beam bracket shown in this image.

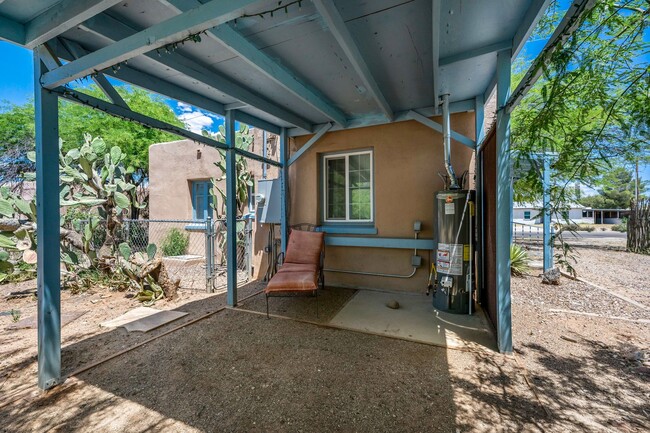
[406,110,476,149]
[288,122,332,166]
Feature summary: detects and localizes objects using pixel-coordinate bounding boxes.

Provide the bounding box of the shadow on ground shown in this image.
[1,282,648,432]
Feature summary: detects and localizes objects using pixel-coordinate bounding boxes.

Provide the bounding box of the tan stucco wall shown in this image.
[289,112,475,292]
[149,130,280,278]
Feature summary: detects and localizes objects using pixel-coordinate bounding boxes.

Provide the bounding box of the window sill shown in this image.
[317,225,378,235]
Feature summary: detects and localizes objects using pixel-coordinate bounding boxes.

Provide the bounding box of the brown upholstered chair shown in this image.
[264,229,325,318]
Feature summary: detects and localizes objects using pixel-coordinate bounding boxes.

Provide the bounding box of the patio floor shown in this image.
[239,287,496,351]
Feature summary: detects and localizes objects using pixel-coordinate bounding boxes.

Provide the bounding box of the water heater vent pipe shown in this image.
[441,94,459,189]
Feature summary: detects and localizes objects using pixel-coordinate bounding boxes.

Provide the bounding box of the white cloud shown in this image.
[176,102,218,133]
[177,101,193,113]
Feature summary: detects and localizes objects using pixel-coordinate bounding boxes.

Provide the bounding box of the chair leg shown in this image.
[266,294,269,319]
[315,289,319,319]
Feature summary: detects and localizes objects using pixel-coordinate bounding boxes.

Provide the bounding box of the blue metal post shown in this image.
[280,127,289,254]
[475,95,485,302]
[495,49,513,354]
[34,54,61,390]
[225,110,238,306]
[543,153,553,271]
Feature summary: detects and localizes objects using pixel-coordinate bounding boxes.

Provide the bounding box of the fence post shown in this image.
[205,216,213,293]
[246,217,252,278]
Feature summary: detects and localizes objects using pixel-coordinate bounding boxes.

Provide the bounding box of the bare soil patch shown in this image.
[0,250,648,432]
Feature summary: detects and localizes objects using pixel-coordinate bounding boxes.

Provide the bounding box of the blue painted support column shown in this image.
[495,49,513,354]
[543,154,553,272]
[225,110,238,306]
[34,54,61,390]
[280,127,289,254]
[475,95,485,302]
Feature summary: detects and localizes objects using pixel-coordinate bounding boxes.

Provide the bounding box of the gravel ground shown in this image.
[571,248,650,308]
[1,249,649,432]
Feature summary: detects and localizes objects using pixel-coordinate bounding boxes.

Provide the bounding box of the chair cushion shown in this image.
[278,263,318,274]
[284,230,325,265]
[265,271,317,293]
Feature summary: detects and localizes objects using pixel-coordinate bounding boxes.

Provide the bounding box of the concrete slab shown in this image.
[6,310,88,330]
[328,290,497,351]
[100,307,160,328]
[122,310,188,333]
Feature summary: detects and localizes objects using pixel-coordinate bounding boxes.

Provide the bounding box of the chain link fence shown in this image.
[77,218,252,292]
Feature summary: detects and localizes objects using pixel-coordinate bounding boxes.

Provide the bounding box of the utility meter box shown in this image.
[257,178,282,224]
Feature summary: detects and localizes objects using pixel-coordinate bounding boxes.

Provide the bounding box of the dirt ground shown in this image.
[1,250,649,432]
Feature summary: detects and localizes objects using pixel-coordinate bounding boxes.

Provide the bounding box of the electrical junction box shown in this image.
[256,178,281,224]
[411,255,422,267]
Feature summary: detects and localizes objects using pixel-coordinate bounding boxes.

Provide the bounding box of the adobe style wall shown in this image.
[148,128,280,280]
[289,112,475,293]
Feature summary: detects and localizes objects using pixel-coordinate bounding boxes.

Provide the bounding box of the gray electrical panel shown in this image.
[257,178,282,224]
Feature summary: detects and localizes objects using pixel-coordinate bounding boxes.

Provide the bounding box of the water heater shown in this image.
[434,190,475,314]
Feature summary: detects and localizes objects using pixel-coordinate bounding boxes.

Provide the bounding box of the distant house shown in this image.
[513,202,629,225]
[513,202,587,224]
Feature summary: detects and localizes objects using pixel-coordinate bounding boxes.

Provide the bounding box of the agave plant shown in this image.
[510,244,530,276]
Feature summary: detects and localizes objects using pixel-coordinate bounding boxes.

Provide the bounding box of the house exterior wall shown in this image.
[289,112,475,292]
[149,140,222,256]
[149,129,280,279]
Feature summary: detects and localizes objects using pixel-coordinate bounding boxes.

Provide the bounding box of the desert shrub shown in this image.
[611,220,627,233]
[561,223,580,232]
[510,244,530,276]
[161,228,189,256]
[580,225,595,232]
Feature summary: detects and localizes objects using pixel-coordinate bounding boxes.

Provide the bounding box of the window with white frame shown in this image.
[323,150,373,222]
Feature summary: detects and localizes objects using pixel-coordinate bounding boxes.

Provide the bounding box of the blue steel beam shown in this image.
[225,110,238,306]
[280,128,289,254]
[210,23,348,127]
[543,154,553,271]
[475,95,485,301]
[439,39,512,67]
[41,0,262,89]
[57,38,129,109]
[483,0,553,102]
[287,123,332,166]
[53,86,282,168]
[495,49,513,354]
[289,100,475,137]
[0,15,25,45]
[312,0,393,121]
[406,110,476,149]
[34,55,61,390]
[78,14,313,131]
[24,0,123,49]
[52,37,284,140]
[507,0,597,111]
[164,0,347,127]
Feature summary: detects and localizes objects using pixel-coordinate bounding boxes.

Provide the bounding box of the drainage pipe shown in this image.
[441,94,459,189]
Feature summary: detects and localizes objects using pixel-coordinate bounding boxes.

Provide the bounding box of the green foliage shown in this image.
[209,124,254,217]
[511,1,649,272]
[579,166,644,209]
[161,228,189,257]
[510,244,530,277]
[0,86,183,181]
[10,309,20,323]
[611,220,628,232]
